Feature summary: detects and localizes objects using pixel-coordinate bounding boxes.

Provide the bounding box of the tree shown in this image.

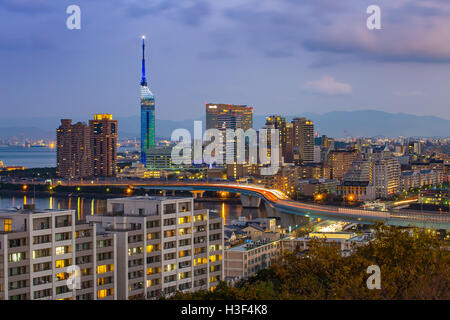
[169,224,450,300]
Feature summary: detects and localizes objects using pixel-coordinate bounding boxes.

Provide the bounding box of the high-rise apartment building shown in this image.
[265,115,290,163]
[205,104,253,131]
[86,196,224,300]
[0,205,116,300]
[373,152,401,198]
[285,122,294,163]
[140,36,156,166]
[56,120,91,179]
[89,114,118,177]
[292,117,314,164]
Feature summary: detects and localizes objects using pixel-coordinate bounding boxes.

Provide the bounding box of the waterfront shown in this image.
[0,147,56,168]
[0,194,308,228]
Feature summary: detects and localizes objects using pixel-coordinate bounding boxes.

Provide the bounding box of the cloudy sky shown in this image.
[1,0,450,121]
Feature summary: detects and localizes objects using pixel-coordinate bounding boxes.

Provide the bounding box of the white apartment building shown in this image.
[373,154,401,198]
[344,152,401,199]
[0,205,117,300]
[86,195,224,300]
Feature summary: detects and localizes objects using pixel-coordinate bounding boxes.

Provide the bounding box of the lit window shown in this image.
[55,260,66,268]
[55,246,66,255]
[3,219,12,232]
[98,289,107,298]
[97,264,113,274]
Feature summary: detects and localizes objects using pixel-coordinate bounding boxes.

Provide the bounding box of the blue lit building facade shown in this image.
[140,36,155,165]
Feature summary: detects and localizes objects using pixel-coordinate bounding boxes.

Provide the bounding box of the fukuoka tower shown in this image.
[139,35,155,165]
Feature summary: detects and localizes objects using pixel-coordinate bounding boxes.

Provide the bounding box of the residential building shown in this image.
[373,153,401,198]
[265,115,289,163]
[56,119,91,179]
[224,239,281,282]
[0,205,116,300]
[89,114,118,177]
[292,117,314,164]
[401,169,443,191]
[86,196,224,299]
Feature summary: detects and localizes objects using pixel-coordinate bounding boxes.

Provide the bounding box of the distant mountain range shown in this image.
[0,110,449,140]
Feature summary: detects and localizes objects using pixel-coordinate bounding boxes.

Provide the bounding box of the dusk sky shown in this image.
[1,0,450,121]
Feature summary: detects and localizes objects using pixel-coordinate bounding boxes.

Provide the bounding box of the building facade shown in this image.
[86,196,224,300]
[206,104,253,132]
[0,206,116,300]
[292,117,314,164]
[89,114,118,177]
[373,154,401,198]
[265,115,289,163]
[328,150,359,181]
[56,119,91,179]
[224,239,281,282]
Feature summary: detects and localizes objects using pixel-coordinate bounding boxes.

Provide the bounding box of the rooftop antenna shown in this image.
[140,35,148,87]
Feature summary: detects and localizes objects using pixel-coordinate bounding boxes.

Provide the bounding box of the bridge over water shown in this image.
[20,179,449,230]
[130,182,450,231]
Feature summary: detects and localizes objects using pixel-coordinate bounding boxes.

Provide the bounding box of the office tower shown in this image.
[292,117,314,164]
[205,104,253,131]
[89,114,118,177]
[140,36,156,165]
[0,205,116,300]
[146,147,178,170]
[327,149,359,181]
[265,115,290,163]
[86,196,224,300]
[56,119,91,179]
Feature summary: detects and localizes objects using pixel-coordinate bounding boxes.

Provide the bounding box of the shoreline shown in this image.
[0,189,242,203]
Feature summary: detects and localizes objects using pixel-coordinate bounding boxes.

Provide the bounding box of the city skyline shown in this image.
[1,1,450,122]
[0,0,449,305]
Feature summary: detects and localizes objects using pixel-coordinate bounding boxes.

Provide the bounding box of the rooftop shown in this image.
[109,195,193,202]
[228,238,279,252]
[0,207,72,216]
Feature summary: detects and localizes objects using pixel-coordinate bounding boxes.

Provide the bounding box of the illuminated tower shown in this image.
[140,35,155,165]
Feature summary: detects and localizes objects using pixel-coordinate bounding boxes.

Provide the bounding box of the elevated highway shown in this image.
[131,182,450,230]
[15,179,450,230]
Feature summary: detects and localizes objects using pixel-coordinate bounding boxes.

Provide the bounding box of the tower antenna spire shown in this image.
[140,35,147,86]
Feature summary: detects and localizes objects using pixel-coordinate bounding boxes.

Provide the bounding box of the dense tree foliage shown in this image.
[169,225,449,300]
